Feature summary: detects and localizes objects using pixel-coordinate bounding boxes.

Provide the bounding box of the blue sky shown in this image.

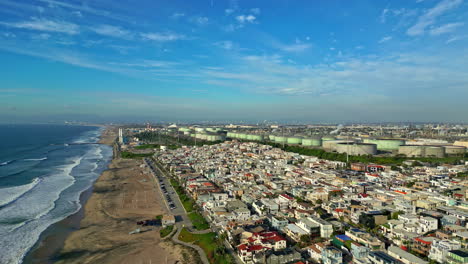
[0,0,467,123]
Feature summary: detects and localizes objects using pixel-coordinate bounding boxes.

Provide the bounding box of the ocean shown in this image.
[0,124,113,264]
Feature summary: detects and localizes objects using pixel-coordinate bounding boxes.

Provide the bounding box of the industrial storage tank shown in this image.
[398,145,445,158]
[454,141,468,148]
[335,143,377,155]
[322,136,336,142]
[444,145,466,155]
[238,133,247,140]
[323,140,354,151]
[287,137,302,145]
[252,135,264,141]
[302,137,322,147]
[363,138,406,151]
[274,136,287,143]
[425,146,446,158]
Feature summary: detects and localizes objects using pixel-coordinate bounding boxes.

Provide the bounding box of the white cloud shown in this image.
[407,0,463,36]
[380,8,389,23]
[378,36,392,43]
[0,18,79,35]
[215,40,234,50]
[171,13,185,19]
[225,9,235,15]
[91,25,132,39]
[140,32,186,41]
[37,0,131,22]
[250,8,260,15]
[32,33,51,40]
[280,43,311,52]
[236,15,256,23]
[71,11,82,17]
[192,16,209,25]
[429,22,464,35]
[446,35,467,43]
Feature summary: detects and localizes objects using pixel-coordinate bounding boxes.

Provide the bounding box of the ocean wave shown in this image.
[23,157,47,161]
[0,160,14,166]
[0,178,42,208]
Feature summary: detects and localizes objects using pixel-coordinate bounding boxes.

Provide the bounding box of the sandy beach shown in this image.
[53,127,197,264]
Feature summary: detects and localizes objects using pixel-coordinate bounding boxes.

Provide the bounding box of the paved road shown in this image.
[144,158,191,226]
[171,226,210,264]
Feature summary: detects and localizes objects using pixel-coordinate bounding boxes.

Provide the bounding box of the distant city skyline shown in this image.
[0,0,467,123]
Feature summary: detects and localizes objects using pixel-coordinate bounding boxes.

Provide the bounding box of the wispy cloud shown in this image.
[236,15,256,23]
[250,8,261,15]
[91,24,132,39]
[380,8,389,23]
[36,0,131,22]
[214,40,234,50]
[280,43,311,52]
[407,0,463,36]
[430,22,464,35]
[191,16,209,26]
[140,32,186,41]
[378,36,392,43]
[446,35,467,43]
[109,60,178,68]
[170,12,185,19]
[0,18,79,34]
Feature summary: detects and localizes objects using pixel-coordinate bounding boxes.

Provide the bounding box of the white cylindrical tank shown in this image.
[335,143,377,155]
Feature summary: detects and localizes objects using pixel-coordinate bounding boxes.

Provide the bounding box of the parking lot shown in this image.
[144,158,190,225]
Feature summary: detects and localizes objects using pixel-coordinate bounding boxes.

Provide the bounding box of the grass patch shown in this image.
[188,212,210,230]
[178,228,234,264]
[135,144,160,149]
[121,151,153,159]
[160,225,174,238]
[170,179,195,212]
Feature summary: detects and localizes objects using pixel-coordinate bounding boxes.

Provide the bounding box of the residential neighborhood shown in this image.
[152,141,468,264]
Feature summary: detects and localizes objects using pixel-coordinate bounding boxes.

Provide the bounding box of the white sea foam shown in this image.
[0,156,82,264]
[0,160,13,166]
[0,178,42,208]
[23,157,47,161]
[0,145,112,264]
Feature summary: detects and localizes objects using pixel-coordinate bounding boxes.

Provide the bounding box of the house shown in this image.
[296,218,320,237]
[307,242,327,262]
[162,214,176,226]
[308,215,334,238]
[413,237,438,256]
[368,251,403,264]
[346,228,384,250]
[359,211,389,229]
[388,246,428,264]
[270,216,288,231]
[237,244,268,264]
[321,246,342,264]
[429,240,461,263]
[266,248,302,264]
[244,231,287,252]
[447,250,468,264]
[351,242,369,261]
[285,224,308,242]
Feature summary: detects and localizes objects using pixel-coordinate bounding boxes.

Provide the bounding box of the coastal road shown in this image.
[144,158,190,227]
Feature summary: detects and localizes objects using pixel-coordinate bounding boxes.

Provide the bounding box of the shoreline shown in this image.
[23,126,117,264]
